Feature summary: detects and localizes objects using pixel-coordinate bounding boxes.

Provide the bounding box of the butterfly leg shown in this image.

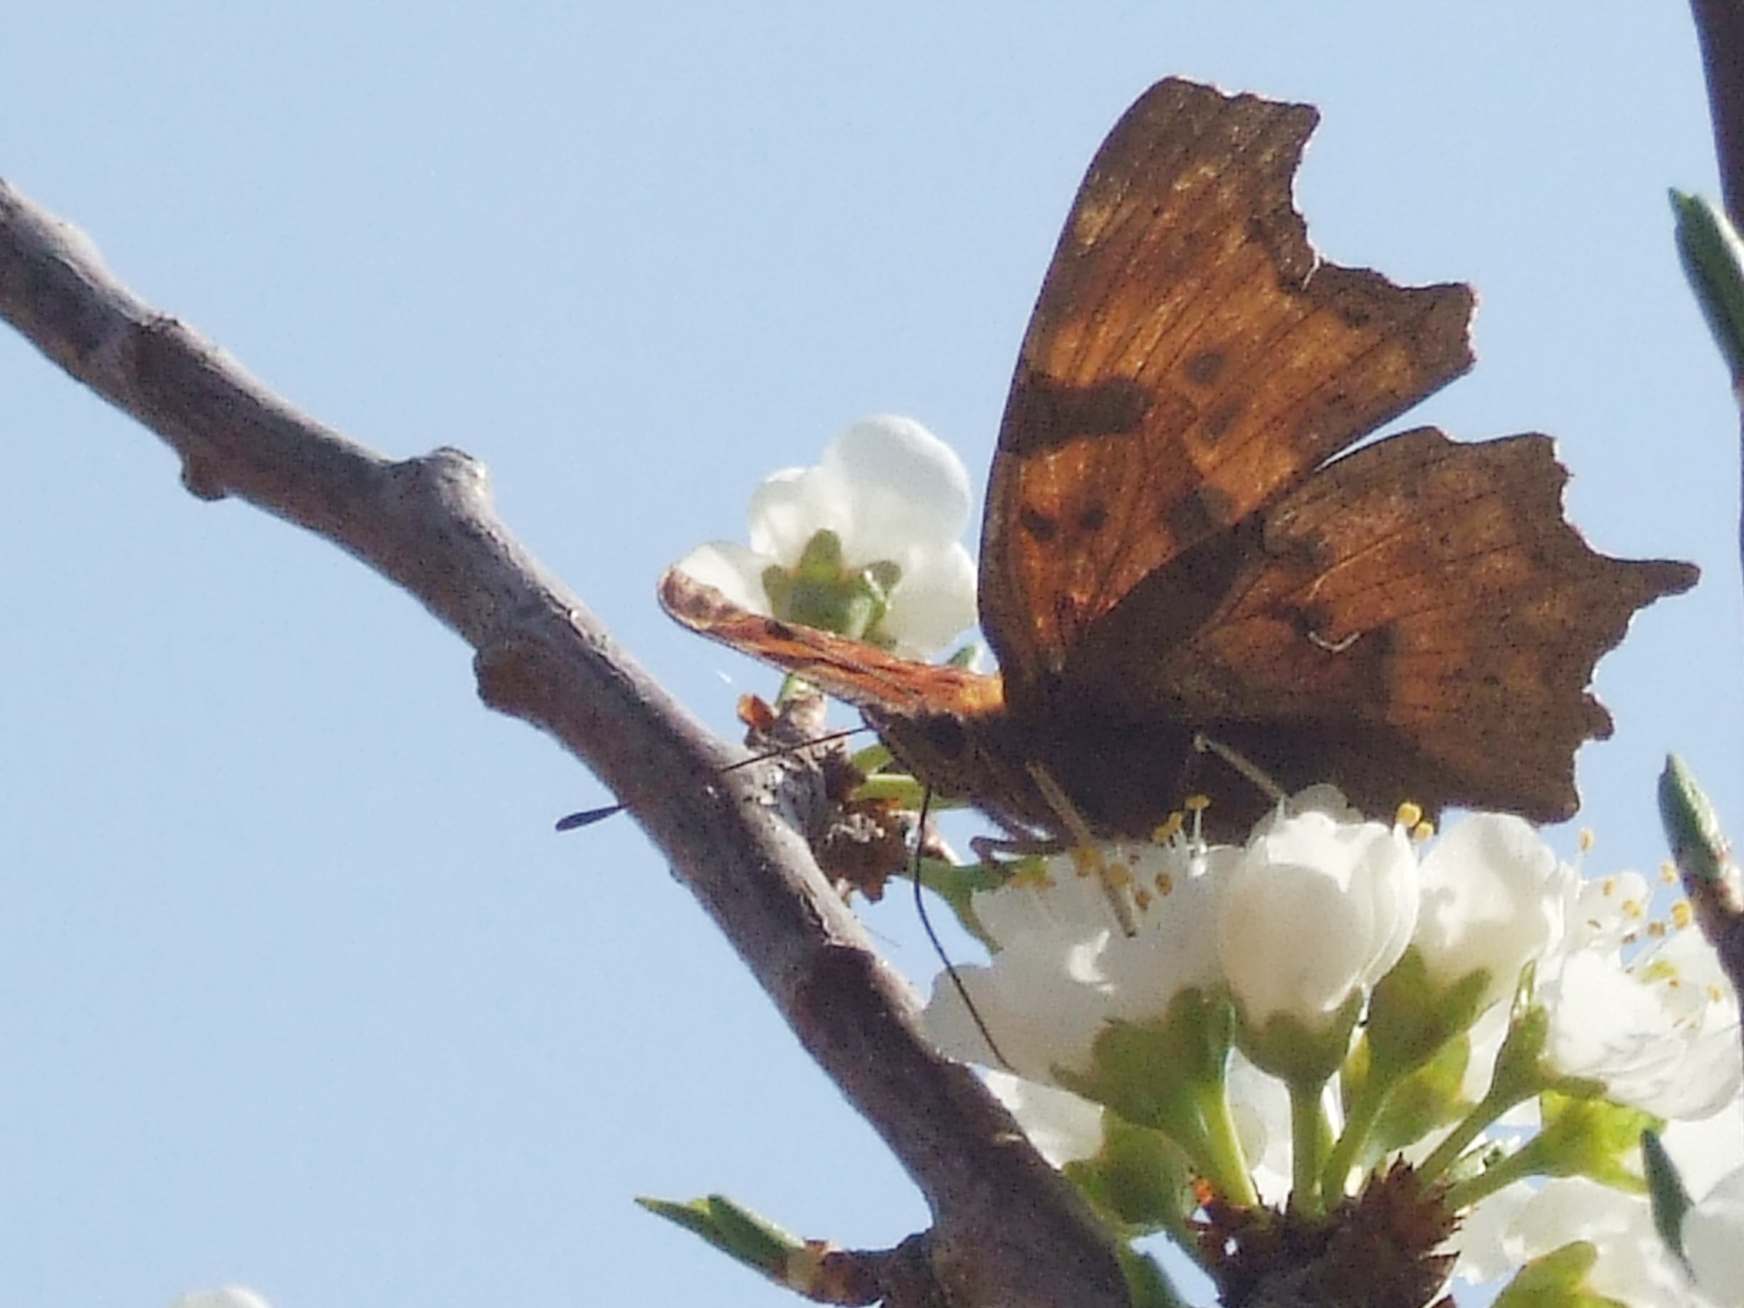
[1192,733,1288,811]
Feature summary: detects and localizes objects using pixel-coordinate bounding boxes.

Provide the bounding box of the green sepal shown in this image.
[1366,946,1493,1080]
[1518,1092,1662,1193]
[1671,189,1744,386]
[1641,1128,1694,1269]
[912,854,1024,949]
[636,1193,801,1282]
[1236,988,1364,1086]
[764,529,899,645]
[1058,990,1234,1136]
[1064,1113,1196,1237]
[1494,1241,1628,1307]
[1114,1244,1188,1308]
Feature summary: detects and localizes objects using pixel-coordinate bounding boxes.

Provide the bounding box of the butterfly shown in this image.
[659,77,1697,842]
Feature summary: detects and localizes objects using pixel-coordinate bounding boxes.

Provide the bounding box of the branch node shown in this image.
[180,454,228,501]
[475,638,555,717]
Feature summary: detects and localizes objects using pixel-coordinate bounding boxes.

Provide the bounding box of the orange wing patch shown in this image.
[657,569,1005,721]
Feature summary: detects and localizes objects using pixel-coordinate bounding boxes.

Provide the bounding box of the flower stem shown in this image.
[1193,1081,1259,1208]
[1319,1072,1388,1199]
[1442,1142,1533,1211]
[1287,1077,1329,1216]
[1416,1082,1530,1187]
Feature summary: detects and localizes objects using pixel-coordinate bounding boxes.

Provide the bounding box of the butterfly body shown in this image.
[661,78,1697,842]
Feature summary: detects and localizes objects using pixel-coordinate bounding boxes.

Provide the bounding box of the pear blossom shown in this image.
[923,838,1225,1081]
[1539,919,1742,1118]
[1685,1164,1744,1304]
[982,1069,1105,1167]
[1217,809,1418,1035]
[913,781,1744,1301]
[1662,1096,1744,1201]
[169,1291,273,1308]
[673,415,976,657]
[1412,814,1579,1011]
[1496,1178,1716,1305]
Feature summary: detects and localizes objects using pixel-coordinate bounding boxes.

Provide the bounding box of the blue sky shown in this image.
[1,5,1736,1305]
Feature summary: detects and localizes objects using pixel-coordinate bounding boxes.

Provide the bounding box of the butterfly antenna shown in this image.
[553,726,871,832]
[911,787,1014,1072]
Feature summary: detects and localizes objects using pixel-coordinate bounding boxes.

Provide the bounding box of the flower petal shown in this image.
[821,415,972,558]
[670,541,776,614]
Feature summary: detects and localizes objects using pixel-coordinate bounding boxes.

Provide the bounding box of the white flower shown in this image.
[1217,810,1419,1034]
[922,839,1224,1082]
[1540,924,1741,1119]
[169,1291,273,1308]
[1686,1164,1744,1305]
[982,1068,1105,1167]
[1412,814,1578,1011]
[674,415,977,657]
[1494,1178,1708,1305]
[1663,1095,1744,1202]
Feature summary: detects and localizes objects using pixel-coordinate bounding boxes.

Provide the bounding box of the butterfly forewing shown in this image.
[980,77,1476,697]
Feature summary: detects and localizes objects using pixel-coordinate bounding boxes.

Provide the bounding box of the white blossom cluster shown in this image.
[923,795,1744,1305]
[684,417,1744,1304]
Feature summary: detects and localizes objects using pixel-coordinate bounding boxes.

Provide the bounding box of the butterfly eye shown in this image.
[919,714,968,759]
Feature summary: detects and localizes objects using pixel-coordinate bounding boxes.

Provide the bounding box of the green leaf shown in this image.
[1641,1129,1694,1267]
[1671,189,1744,386]
[636,1193,801,1281]
[1495,1241,1628,1307]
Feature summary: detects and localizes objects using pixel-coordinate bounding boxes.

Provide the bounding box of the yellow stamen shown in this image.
[1660,860,1679,885]
[1671,900,1694,930]
[1411,820,1435,843]
[1578,827,1596,854]
[1622,898,1645,920]
[1155,871,1175,897]
[1068,845,1100,879]
[1184,794,1211,813]
[1648,920,1668,938]
[1395,801,1423,829]
[1152,811,1184,843]
[1131,885,1153,912]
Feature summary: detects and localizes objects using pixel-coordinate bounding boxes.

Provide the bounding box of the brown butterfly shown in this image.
[659,77,1697,842]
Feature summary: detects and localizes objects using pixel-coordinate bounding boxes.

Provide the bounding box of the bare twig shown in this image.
[1691,0,1744,224]
[0,179,1127,1308]
[1690,1,1744,590]
[1659,756,1744,1076]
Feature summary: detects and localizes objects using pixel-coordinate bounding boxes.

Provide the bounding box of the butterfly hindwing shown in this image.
[1073,427,1697,821]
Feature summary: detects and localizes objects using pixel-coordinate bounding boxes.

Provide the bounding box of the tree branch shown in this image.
[0,179,1127,1308]
[1691,0,1744,224]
